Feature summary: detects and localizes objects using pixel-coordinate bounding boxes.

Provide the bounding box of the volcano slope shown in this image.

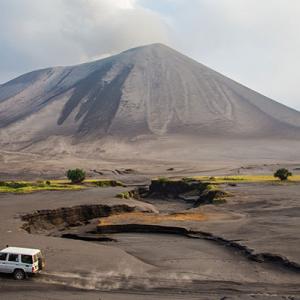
[0,43,300,171]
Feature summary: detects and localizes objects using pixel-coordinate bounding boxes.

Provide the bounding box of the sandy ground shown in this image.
[0,189,155,286]
[99,232,299,283]
[0,171,300,299]
[197,182,300,265]
[2,280,300,300]
[1,145,300,181]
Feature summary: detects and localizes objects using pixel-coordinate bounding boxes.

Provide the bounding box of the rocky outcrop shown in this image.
[22,204,144,233]
[146,178,229,206]
[148,178,207,198]
[194,188,229,205]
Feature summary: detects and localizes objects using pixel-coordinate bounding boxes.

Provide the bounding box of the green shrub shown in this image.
[274,168,292,181]
[116,191,131,199]
[157,177,169,183]
[116,190,138,199]
[67,169,86,184]
[206,184,218,191]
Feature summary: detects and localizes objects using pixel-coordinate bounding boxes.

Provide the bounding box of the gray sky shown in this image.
[0,0,299,111]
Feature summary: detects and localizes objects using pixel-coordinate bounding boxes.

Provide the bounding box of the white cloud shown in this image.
[0,0,169,81]
[0,0,299,111]
[60,0,170,60]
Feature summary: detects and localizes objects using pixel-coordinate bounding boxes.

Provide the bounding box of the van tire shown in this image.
[13,269,26,280]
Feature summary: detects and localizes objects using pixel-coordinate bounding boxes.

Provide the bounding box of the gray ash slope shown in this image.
[0,43,300,150]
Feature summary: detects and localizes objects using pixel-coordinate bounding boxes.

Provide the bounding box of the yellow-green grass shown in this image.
[191,175,300,183]
[0,181,84,194]
[85,179,125,187]
[49,178,124,185]
[0,178,126,194]
[116,191,131,199]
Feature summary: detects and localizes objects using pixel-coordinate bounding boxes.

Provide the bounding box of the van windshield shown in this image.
[21,255,33,264]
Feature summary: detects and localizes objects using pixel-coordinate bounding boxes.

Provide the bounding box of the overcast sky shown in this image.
[0,0,299,111]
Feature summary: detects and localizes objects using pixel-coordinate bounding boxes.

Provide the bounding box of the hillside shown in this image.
[0,43,299,161]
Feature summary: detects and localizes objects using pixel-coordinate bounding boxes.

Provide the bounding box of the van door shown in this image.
[0,253,8,273]
[6,253,20,274]
[20,254,33,273]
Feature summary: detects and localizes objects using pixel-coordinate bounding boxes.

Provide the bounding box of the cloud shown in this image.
[0,0,170,82]
[0,0,299,111]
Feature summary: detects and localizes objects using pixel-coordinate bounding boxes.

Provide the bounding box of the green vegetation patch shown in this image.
[0,176,126,194]
[274,168,292,181]
[116,189,140,200]
[66,168,86,184]
[192,175,300,183]
[116,191,132,199]
[0,180,84,194]
[156,177,171,183]
[87,179,126,187]
[196,184,231,205]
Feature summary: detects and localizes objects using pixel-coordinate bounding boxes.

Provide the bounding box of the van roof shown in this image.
[0,247,40,256]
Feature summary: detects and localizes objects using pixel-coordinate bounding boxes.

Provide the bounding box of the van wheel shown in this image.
[13,269,26,280]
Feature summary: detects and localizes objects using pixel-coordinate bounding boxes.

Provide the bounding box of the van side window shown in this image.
[8,254,19,262]
[0,253,7,261]
[21,255,33,264]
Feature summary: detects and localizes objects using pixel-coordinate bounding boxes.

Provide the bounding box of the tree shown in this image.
[67,168,86,184]
[274,168,292,181]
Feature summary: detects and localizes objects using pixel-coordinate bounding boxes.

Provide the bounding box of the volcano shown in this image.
[0,43,299,157]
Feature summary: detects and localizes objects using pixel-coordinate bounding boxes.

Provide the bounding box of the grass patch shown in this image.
[0,180,84,194]
[116,191,132,199]
[90,179,125,187]
[191,175,300,183]
[116,189,139,200]
[205,184,218,191]
[0,178,126,194]
[156,177,170,183]
[39,179,125,187]
[196,184,230,206]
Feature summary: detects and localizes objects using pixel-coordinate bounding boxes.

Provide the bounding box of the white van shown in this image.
[0,247,45,280]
